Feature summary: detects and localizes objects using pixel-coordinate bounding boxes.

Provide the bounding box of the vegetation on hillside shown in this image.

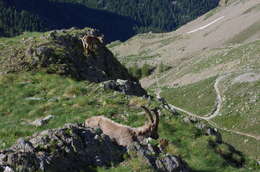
[161,77,217,116]
[0,0,219,41]
[0,27,259,171]
[0,72,258,171]
[160,72,260,160]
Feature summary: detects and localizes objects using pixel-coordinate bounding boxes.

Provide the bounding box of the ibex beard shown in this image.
[85,106,159,147]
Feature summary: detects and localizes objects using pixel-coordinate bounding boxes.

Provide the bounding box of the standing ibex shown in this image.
[85,106,159,146]
[80,34,104,55]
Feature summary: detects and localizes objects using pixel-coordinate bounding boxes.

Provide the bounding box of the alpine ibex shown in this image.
[85,106,159,146]
[80,34,104,55]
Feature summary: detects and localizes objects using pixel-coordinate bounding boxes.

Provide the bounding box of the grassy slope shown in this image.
[0,32,259,171]
[0,73,258,172]
[105,0,260,165]
[160,40,260,160]
[1,72,257,171]
[161,77,217,116]
[160,72,260,160]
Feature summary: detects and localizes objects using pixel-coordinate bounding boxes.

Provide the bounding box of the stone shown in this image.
[102,79,147,96]
[1,28,139,86]
[127,142,190,172]
[195,123,206,130]
[29,115,54,127]
[206,128,222,143]
[183,117,198,124]
[3,166,14,172]
[0,123,190,172]
[0,123,125,172]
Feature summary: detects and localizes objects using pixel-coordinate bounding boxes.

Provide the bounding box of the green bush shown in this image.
[128,63,154,79]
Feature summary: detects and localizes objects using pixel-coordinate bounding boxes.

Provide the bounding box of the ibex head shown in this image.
[139,106,160,140]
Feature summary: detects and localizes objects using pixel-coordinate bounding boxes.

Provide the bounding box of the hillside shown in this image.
[0,0,219,41]
[0,28,259,171]
[109,0,260,161]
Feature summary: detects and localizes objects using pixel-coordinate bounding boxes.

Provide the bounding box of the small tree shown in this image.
[141,63,151,77]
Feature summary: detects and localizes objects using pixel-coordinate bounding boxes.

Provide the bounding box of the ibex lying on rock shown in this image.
[80,34,104,55]
[85,106,159,146]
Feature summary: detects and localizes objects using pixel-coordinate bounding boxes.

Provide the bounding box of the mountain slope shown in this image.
[0,0,219,41]
[0,0,137,41]
[109,0,260,160]
[111,0,260,83]
[1,28,258,171]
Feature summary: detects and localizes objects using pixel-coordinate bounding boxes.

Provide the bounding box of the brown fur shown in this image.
[80,34,104,55]
[85,106,159,146]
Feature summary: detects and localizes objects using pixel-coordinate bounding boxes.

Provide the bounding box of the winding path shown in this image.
[156,75,260,141]
[204,74,229,120]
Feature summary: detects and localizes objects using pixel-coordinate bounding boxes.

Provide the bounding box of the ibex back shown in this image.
[85,106,159,146]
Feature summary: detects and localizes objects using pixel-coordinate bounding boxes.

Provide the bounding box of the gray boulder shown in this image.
[128,142,190,172]
[0,123,125,172]
[0,123,189,172]
[103,79,147,96]
[29,115,54,127]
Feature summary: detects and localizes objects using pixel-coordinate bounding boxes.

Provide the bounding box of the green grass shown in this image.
[161,77,217,116]
[96,115,258,172]
[159,69,260,161]
[0,28,259,171]
[160,72,259,160]
[214,80,259,134]
[0,72,258,171]
[158,116,255,172]
[0,72,147,149]
[212,79,260,159]
[221,131,260,161]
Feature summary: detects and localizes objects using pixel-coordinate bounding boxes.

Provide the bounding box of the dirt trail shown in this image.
[187,16,225,34]
[159,95,260,141]
[156,75,260,141]
[204,74,229,120]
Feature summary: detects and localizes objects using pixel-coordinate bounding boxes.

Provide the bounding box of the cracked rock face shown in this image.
[0,123,125,172]
[0,123,190,172]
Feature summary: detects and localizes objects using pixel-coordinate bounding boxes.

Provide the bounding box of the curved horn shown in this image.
[141,106,154,123]
[152,108,160,128]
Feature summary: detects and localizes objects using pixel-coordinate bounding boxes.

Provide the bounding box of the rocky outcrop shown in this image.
[0,123,125,172]
[0,28,134,82]
[0,123,190,172]
[0,28,146,96]
[128,143,190,172]
[102,79,147,97]
[28,115,54,127]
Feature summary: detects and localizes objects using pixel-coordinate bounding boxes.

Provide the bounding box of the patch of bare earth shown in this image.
[110,0,260,87]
